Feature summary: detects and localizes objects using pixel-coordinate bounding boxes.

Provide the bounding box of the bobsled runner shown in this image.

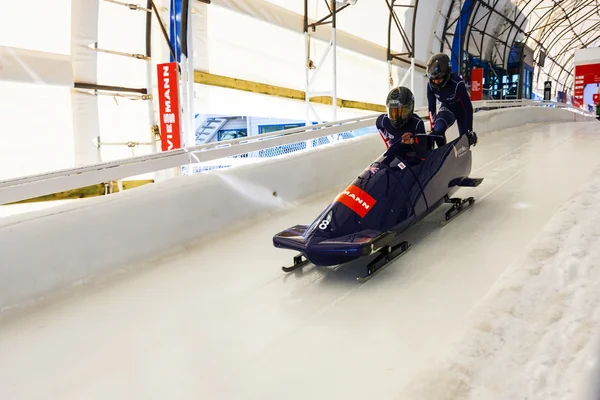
[273,131,483,282]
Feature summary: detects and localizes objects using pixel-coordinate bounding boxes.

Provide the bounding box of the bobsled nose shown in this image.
[273,224,310,253]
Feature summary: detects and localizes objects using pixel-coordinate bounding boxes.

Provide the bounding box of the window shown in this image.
[256,123,307,157]
[218,129,247,141]
[258,123,305,134]
[523,69,533,99]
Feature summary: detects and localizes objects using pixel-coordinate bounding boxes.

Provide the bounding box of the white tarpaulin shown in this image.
[0,0,76,180]
[211,0,428,69]
[201,2,430,117]
[0,46,72,86]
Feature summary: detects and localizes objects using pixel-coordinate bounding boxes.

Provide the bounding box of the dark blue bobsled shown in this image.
[273,131,483,281]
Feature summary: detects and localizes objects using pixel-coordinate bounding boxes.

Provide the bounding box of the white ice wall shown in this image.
[0,127,384,313]
[0,107,593,313]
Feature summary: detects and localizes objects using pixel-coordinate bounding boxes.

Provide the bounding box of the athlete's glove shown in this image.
[466,130,478,146]
[401,132,415,145]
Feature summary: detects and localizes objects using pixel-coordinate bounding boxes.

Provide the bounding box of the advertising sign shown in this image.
[573,63,600,107]
[156,62,181,152]
[470,68,483,101]
[335,184,376,218]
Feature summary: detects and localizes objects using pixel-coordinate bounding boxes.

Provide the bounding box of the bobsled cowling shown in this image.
[273,133,475,267]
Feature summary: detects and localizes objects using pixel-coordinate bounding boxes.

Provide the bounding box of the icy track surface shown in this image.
[1,121,600,400]
[401,156,600,400]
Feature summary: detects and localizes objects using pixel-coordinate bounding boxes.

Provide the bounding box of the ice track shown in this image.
[1,121,600,400]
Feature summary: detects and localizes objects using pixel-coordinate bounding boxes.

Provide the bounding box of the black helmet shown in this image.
[427,53,452,90]
[386,86,414,128]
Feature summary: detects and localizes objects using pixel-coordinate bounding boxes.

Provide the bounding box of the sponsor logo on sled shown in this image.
[453,145,467,158]
[335,184,377,218]
[399,162,406,170]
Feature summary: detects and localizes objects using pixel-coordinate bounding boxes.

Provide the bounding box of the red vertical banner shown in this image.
[157,62,181,151]
[470,68,483,101]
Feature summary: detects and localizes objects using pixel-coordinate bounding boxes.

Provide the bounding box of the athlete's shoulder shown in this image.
[376,114,386,128]
[411,115,425,131]
[450,72,465,86]
[410,115,422,124]
[451,71,463,81]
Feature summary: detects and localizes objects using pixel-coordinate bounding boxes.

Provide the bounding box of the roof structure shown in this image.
[433,0,600,92]
[257,0,599,94]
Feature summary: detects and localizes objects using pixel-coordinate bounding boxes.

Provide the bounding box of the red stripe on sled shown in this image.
[335,184,377,218]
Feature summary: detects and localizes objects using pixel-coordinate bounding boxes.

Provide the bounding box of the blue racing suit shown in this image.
[427,72,474,147]
[376,114,432,160]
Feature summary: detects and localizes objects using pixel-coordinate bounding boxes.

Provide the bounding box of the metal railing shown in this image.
[0,100,592,205]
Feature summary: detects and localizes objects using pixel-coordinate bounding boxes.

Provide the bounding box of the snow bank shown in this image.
[400,166,600,400]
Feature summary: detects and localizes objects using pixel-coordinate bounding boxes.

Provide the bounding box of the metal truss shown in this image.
[439,0,477,76]
[304,0,355,124]
[80,0,159,159]
[303,0,422,122]
[438,0,600,98]
[514,0,593,89]
[385,0,419,91]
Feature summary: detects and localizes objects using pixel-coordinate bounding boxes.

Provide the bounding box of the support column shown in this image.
[386,0,418,92]
[331,0,337,122]
[411,57,415,92]
[304,0,354,124]
[179,0,194,149]
[145,0,159,154]
[70,0,102,167]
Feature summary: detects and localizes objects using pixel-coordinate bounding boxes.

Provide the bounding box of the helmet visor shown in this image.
[388,106,412,121]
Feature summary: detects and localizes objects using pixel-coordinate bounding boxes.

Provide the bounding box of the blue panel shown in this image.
[169,0,183,62]
[450,0,472,73]
[508,44,521,64]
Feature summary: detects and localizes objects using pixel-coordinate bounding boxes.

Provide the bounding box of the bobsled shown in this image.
[273,131,483,281]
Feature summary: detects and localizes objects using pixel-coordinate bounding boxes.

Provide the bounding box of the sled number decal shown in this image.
[319,219,330,230]
[335,184,377,218]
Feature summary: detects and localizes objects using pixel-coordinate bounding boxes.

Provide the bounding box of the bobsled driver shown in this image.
[376,86,433,160]
[426,52,478,147]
